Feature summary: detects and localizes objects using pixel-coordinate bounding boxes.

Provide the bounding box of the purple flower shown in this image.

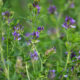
[30,51,38,61]
[18,37,21,40]
[13,24,24,31]
[12,31,21,40]
[70,18,75,24]
[32,31,39,38]
[2,37,4,40]
[48,70,55,79]
[48,5,56,14]
[71,66,74,71]
[33,1,40,14]
[71,51,76,59]
[62,16,76,29]
[65,52,68,55]
[36,5,40,13]
[12,23,24,40]
[77,56,80,60]
[62,22,68,29]
[37,26,44,31]
[33,1,38,7]
[2,11,10,17]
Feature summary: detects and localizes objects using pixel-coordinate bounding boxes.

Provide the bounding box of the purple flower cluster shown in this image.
[2,11,13,24]
[30,51,38,61]
[62,16,76,29]
[77,56,80,60]
[25,26,44,39]
[32,26,44,39]
[13,24,24,31]
[37,26,44,32]
[2,37,4,40]
[36,5,40,13]
[12,24,24,40]
[32,31,39,38]
[71,51,76,59]
[2,11,10,17]
[33,2,40,14]
[33,1,38,7]
[12,31,21,40]
[48,5,56,14]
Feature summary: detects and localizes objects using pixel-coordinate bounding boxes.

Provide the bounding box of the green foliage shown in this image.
[0,0,80,80]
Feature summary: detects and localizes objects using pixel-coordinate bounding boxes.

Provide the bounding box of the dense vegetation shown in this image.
[0,0,80,80]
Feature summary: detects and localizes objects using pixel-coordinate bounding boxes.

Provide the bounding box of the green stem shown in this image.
[6,26,10,80]
[0,45,9,80]
[65,51,70,70]
[26,62,30,80]
[64,29,70,71]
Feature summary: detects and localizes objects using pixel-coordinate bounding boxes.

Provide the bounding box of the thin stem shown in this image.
[64,29,70,71]
[26,62,30,80]
[65,51,70,70]
[6,25,10,80]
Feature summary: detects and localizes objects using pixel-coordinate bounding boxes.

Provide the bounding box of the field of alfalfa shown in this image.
[0,0,80,80]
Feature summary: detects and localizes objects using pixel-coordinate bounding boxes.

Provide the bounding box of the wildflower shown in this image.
[77,56,80,60]
[65,52,68,55]
[12,23,24,40]
[12,31,21,40]
[62,16,76,29]
[71,51,76,59]
[30,51,38,61]
[33,1,40,14]
[37,26,44,32]
[48,70,55,79]
[2,11,10,17]
[71,66,74,71]
[2,37,4,40]
[36,5,40,13]
[48,5,56,14]
[13,24,24,31]
[32,31,39,38]
[33,1,38,7]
